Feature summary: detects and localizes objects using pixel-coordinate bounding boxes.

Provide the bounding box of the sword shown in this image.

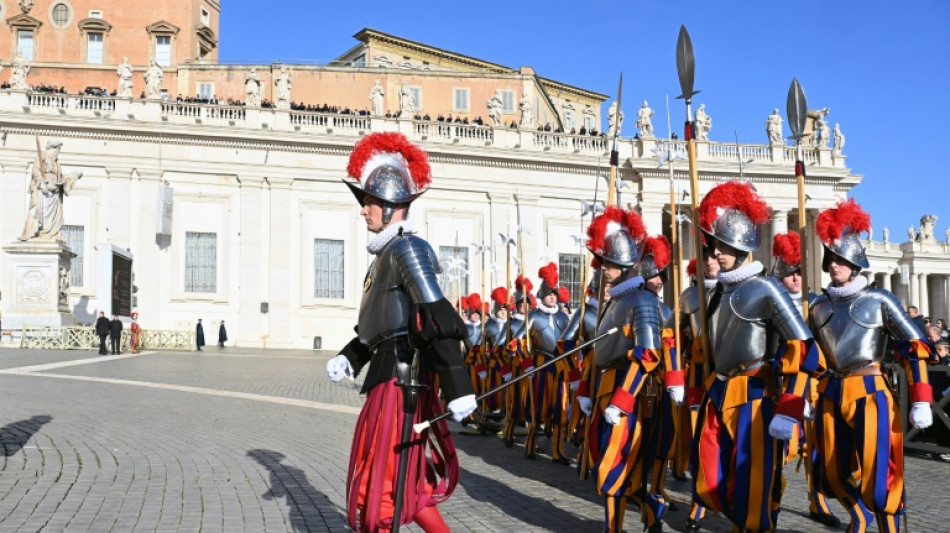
[413,327,619,434]
[391,349,426,533]
[786,78,811,322]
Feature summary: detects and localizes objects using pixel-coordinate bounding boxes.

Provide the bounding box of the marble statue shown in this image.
[908,225,916,243]
[920,215,938,243]
[398,82,415,115]
[369,80,385,116]
[810,108,830,148]
[11,54,29,90]
[487,90,503,126]
[244,69,261,107]
[18,140,83,241]
[695,104,712,140]
[144,60,164,99]
[519,93,532,128]
[274,66,293,110]
[833,123,845,155]
[18,0,33,14]
[636,100,654,138]
[946,227,950,244]
[116,57,134,98]
[883,226,889,243]
[766,109,783,144]
[607,100,623,137]
[58,266,69,306]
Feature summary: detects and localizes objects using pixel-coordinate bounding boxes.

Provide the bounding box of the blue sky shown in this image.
[220,1,949,238]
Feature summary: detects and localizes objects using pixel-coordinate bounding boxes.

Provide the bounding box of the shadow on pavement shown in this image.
[248,449,348,532]
[0,415,52,457]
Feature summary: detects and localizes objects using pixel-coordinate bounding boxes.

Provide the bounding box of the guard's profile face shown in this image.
[702,252,720,279]
[601,261,623,284]
[828,256,854,285]
[542,293,558,308]
[645,276,663,295]
[713,240,740,272]
[495,308,508,321]
[360,197,385,233]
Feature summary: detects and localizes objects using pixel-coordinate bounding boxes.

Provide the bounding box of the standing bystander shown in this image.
[196,319,205,351]
[218,321,228,348]
[109,315,123,355]
[95,311,110,355]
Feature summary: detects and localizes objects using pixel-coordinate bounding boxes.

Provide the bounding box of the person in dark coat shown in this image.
[196,319,205,351]
[109,315,123,355]
[95,311,110,355]
[218,320,228,348]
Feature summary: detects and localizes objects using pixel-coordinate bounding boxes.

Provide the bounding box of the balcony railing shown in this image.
[3,90,847,169]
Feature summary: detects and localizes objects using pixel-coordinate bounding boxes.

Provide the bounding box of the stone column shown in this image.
[771,209,788,236]
[911,272,919,308]
[882,271,892,292]
[920,273,929,317]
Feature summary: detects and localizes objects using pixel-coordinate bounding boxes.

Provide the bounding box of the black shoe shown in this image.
[684,518,702,532]
[647,522,663,533]
[504,438,514,448]
[667,500,679,512]
[551,457,571,466]
[525,452,536,459]
[671,472,688,482]
[808,511,841,527]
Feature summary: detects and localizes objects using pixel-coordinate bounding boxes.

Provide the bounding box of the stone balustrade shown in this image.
[5,89,847,168]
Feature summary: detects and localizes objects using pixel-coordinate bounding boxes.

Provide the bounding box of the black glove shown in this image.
[410,299,466,345]
[339,336,371,377]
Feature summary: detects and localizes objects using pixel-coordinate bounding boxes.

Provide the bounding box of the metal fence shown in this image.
[19,326,196,352]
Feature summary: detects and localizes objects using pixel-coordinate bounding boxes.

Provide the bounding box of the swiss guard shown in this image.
[810,198,933,533]
[690,181,824,533]
[325,132,477,533]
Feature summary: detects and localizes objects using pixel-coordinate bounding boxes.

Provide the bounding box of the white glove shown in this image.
[604,404,624,426]
[523,364,535,373]
[910,402,933,429]
[502,371,512,382]
[477,371,488,380]
[569,379,581,391]
[668,386,685,406]
[447,394,478,422]
[326,355,354,382]
[768,414,798,440]
[577,396,593,416]
[803,401,815,421]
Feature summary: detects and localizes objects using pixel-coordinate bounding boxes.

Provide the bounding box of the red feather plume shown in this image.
[483,302,490,314]
[515,274,533,293]
[772,231,801,267]
[686,258,697,278]
[346,132,431,190]
[643,235,671,270]
[590,256,602,270]
[698,181,771,231]
[528,293,537,309]
[467,293,482,313]
[816,198,871,245]
[491,287,508,306]
[458,295,469,311]
[538,262,559,289]
[557,286,571,303]
[586,206,646,256]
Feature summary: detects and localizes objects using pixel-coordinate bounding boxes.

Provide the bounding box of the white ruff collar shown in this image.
[608,275,644,298]
[367,221,414,255]
[717,261,763,285]
[788,291,802,300]
[537,301,559,315]
[703,278,717,290]
[827,275,868,299]
[512,312,525,321]
[491,316,506,326]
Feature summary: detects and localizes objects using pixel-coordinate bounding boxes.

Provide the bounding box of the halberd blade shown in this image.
[786,78,808,140]
[615,73,623,122]
[676,25,700,100]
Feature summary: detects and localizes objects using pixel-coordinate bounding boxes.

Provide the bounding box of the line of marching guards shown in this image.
[454,183,937,533]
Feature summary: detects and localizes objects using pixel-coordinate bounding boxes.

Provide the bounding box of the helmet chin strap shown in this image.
[381,202,408,225]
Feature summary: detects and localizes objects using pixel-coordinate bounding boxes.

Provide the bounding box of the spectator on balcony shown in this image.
[579,126,587,135]
[510,121,517,129]
[908,305,927,335]
[423,113,430,121]
[927,325,943,351]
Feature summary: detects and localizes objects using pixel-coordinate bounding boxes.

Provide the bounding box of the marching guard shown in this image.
[690,181,824,532]
[769,231,842,527]
[810,199,934,533]
[502,275,533,448]
[583,207,683,533]
[325,132,477,533]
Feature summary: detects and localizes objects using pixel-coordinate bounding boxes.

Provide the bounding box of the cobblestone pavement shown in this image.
[0,347,946,532]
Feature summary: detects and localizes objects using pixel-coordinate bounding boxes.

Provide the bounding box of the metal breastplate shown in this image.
[595,288,663,369]
[526,309,569,355]
[466,322,483,346]
[358,234,442,348]
[485,318,508,348]
[709,275,811,374]
[560,302,598,343]
[680,285,703,338]
[509,316,526,340]
[811,288,921,371]
[659,299,674,329]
